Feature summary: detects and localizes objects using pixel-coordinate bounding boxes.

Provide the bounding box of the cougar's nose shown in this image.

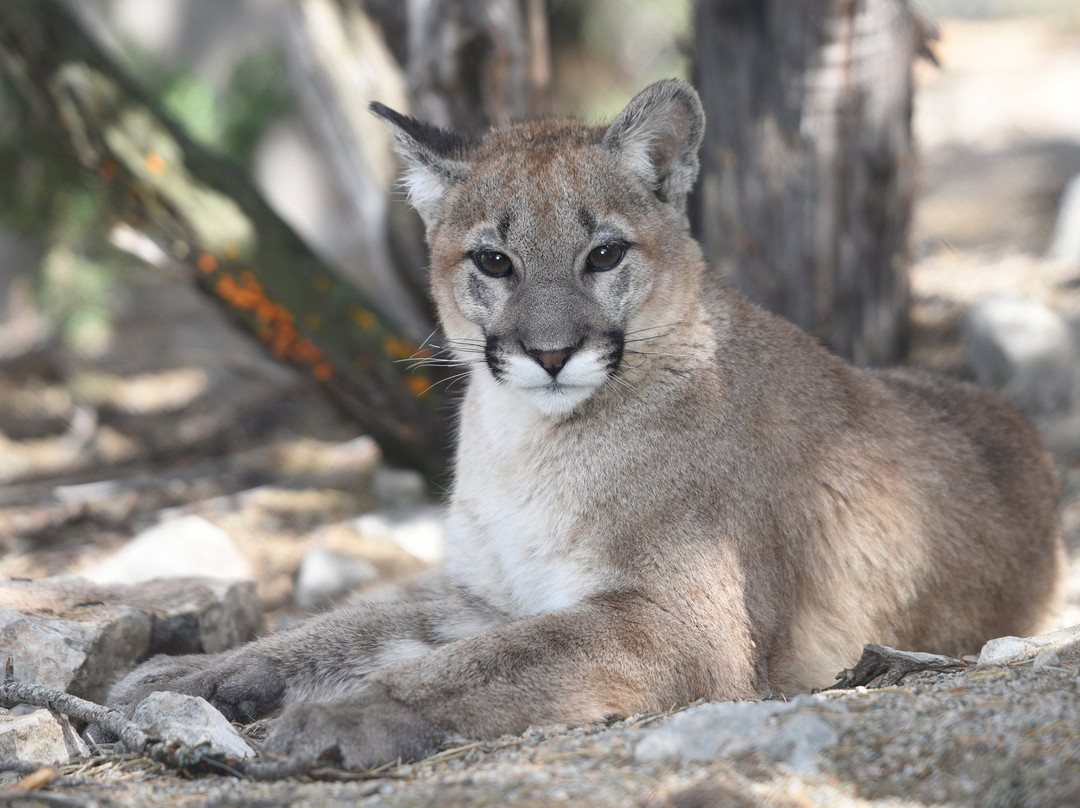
[526,345,578,377]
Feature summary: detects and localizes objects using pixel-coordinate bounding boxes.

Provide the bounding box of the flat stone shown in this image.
[81,515,252,584]
[977,624,1080,667]
[132,692,255,760]
[294,547,379,611]
[634,695,840,774]
[962,294,1077,414]
[349,506,447,564]
[0,606,151,705]
[1048,172,1080,264]
[0,577,264,703]
[0,709,89,764]
[371,467,429,508]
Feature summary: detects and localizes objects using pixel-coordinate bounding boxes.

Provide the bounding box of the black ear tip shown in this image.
[369,101,397,121]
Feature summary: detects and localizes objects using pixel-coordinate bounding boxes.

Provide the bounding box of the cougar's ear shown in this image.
[601,79,705,210]
[370,102,471,229]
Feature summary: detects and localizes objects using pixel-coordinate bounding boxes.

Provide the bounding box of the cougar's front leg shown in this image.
[106,585,506,723]
[260,591,759,769]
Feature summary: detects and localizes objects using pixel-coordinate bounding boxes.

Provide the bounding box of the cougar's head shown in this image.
[372,80,706,418]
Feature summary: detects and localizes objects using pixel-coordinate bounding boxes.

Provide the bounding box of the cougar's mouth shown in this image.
[482,332,626,417]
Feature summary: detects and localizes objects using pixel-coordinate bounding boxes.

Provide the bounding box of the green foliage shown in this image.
[129,47,292,167]
[0,40,291,354]
[0,90,122,354]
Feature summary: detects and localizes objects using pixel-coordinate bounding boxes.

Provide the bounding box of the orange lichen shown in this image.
[351,307,377,331]
[312,362,334,382]
[214,274,262,309]
[255,298,281,324]
[197,253,219,274]
[145,152,167,176]
[99,161,118,181]
[406,375,432,397]
[382,335,415,360]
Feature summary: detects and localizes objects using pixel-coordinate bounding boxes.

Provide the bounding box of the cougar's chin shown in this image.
[500,352,609,417]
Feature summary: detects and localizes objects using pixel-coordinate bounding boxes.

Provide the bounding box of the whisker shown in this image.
[402,359,485,372]
[417,328,442,351]
[416,370,476,396]
[624,321,684,338]
[624,349,692,361]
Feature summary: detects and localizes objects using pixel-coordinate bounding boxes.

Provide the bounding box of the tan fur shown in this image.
[107,81,1064,769]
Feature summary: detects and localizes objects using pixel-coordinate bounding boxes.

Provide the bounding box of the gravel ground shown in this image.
[5,643,1077,807]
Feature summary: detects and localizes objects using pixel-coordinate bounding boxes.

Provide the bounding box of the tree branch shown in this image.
[0,0,450,475]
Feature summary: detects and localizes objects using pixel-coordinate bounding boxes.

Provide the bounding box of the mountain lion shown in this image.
[108,79,1064,769]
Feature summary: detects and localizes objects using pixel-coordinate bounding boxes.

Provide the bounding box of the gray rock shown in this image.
[962,293,1077,414]
[132,692,255,760]
[0,577,264,703]
[1033,648,1061,670]
[0,709,90,764]
[349,505,447,564]
[372,467,429,508]
[81,515,252,584]
[634,695,840,774]
[294,547,378,611]
[0,606,152,705]
[977,624,1080,667]
[1048,172,1080,265]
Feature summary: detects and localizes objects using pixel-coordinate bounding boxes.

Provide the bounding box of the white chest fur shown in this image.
[444,375,612,618]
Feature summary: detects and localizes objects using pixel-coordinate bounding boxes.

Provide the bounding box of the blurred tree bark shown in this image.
[406,0,548,134]
[281,0,550,333]
[281,0,431,338]
[692,0,918,366]
[0,0,451,474]
[0,0,546,477]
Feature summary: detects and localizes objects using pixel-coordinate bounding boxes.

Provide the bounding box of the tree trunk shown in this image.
[691,0,916,366]
[407,0,538,136]
[281,0,432,340]
[0,0,450,475]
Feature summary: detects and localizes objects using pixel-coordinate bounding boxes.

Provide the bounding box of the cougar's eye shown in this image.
[473,250,513,278]
[586,243,625,272]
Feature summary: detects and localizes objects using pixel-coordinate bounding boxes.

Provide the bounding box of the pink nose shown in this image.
[528,346,576,377]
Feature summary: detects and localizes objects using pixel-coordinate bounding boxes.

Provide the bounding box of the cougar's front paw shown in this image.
[260,694,444,771]
[108,651,285,724]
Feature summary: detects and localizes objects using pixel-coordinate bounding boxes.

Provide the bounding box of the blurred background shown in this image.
[0,0,1078,627]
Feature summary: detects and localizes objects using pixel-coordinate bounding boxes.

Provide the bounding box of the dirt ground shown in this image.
[2,13,1080,808]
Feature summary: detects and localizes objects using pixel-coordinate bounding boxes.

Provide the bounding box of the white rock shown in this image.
[977,624,1080,667]
[0,607,152,705]
[132,692,255,760]
[962,294,1077,415]
[0,709,89,764]
[967,293,1075,412]
[1048,172,1080,264]
[82,515,252,584]
[349,506,447,564]
[372,467,429,508]
[0,577,263,703]
[1033,648,1061,670]
[294,547,378,611]
[634,697,838,774]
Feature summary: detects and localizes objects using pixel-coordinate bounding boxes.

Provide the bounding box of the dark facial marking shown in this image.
[577,207,597,237]
[611,264,632,301]
[496,211,513,243]
[484,334,506,381]
[603,330,625,375]
[468,273,489,307]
